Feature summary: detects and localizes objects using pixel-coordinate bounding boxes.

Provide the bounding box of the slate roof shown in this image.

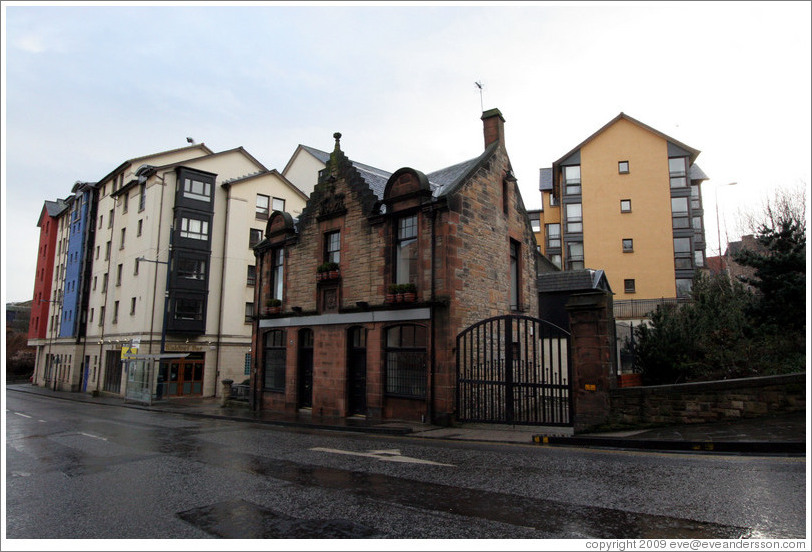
[44,199,68,217]
[426,143,497,198]
[349,160,392,200]
[690,163,709,182]
[539,167,553,191]
[537,269,612,294]
[299,143,497,202]
[300,145,331,164]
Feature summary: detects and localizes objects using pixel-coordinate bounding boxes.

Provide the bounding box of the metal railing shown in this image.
[613,297,691,320]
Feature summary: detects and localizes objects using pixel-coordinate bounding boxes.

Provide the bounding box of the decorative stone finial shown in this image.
[333,132,342,150]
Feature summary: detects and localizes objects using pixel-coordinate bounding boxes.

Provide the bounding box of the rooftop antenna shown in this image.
[474,81,484,112]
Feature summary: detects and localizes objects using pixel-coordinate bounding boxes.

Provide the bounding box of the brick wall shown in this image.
[609,373,806,426]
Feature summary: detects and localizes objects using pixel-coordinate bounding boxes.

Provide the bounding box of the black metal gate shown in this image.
[456,315,572,426]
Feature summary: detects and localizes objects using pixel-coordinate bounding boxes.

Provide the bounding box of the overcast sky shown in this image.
[2,1,810,303]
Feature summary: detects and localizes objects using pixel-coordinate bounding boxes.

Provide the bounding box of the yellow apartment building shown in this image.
[530,113,709,307]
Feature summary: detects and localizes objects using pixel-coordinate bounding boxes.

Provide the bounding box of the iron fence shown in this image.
[613,297,691,320]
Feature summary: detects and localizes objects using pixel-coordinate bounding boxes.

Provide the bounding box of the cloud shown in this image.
[13,32,48,53]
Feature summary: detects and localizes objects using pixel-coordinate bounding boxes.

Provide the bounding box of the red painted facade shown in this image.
[28,203,63,340]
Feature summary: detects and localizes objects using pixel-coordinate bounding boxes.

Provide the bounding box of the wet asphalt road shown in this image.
[5,392,806,540]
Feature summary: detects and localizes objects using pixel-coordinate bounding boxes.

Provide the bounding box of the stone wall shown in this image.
[609,373,806,426]
[566,290,616,433]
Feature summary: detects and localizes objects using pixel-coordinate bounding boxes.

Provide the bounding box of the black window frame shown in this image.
[173,297,204,321]
[249,228,264,248]
[256,194,270,219]
[324,230,341,265]
[395,214,418,285]
[622,238,634,253]
[565,203,582,233]
[182,177,212,203]
[263,330,287,391]
[545,223,561,250]
[384,324,427,399]
[510,239,520,311]
[563,165,581,196]
[669,157,688,188]
[271,248,284,301]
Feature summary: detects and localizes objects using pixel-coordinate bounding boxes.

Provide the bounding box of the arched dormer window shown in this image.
[265,210,295,241]
[383,168,430,206]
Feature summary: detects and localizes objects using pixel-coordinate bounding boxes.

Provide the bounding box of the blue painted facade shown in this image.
[59,184,93,338]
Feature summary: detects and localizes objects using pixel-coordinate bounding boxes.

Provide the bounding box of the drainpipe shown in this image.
[214,183,232,398]
[95,185,117,393]
[252,247,264,412]
[144,170,168,399]
[427,204,437,424]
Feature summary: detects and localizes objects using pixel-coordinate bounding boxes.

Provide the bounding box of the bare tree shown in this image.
[735,182,807,238]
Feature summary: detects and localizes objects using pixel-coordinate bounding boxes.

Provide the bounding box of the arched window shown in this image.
[263,330,286,391]
[384,324,427,398]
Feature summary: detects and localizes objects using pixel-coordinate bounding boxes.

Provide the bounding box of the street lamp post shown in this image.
[137,256,170,398]
[715,182,738,266]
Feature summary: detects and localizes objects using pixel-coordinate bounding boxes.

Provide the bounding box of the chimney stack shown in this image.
[481,108,505,148]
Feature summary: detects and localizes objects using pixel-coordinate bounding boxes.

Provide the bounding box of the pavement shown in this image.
[5,383,808,455]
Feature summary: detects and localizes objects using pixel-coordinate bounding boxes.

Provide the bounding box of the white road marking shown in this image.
[78,432,107,441]
[310,447,454,467]
[13,412,32,418]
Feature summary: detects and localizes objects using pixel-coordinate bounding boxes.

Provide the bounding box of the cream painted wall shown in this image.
[81,147,306,397]
[282,148,325,197]
[580,118,676,300]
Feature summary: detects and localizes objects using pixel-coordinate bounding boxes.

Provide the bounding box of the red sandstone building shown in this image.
[250,109,542,425]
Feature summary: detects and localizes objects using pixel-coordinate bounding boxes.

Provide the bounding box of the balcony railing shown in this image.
[613,297,692,320]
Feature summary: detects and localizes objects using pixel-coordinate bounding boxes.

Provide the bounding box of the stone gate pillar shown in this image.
[566,290,616,433]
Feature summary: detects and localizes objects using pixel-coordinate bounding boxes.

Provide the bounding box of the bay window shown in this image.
[564,165,581,195]
[566,203,582,233]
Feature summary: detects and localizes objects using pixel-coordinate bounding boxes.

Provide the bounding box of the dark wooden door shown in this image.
[347,327,367,416]
[297,329,314,408]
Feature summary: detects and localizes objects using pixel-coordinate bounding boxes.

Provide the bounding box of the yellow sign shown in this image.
[121,338,141,359]
[585,384,597,391]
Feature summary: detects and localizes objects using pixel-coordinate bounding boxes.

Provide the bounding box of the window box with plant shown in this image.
[318,262,340,280]
[401,283,417,303]
[265,298,282,315]
[388,283,417,303]
[386,284,398,304]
